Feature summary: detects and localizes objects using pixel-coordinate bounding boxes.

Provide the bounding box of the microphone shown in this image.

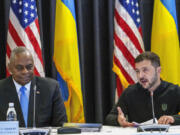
[150,91,156,124]
[137,91,170,132]
[33,85,36,128]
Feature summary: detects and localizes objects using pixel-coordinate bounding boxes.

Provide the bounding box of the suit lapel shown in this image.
[28,77,35,127]
[6,77,25,127]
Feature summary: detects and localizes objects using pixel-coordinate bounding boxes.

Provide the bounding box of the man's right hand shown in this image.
[117,107,134,127]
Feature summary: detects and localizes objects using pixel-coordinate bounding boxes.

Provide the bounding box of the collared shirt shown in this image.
[13,79,31,101]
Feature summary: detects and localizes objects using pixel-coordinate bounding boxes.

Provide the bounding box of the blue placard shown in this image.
[0,121,19,135]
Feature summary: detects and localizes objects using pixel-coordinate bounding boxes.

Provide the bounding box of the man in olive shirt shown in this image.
[105,52,180,127]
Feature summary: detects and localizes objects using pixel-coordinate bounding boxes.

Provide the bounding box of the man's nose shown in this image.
[21,67,29,73]
[139,71,144,78]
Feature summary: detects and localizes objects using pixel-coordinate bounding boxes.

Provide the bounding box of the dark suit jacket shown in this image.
[0,76,67,127]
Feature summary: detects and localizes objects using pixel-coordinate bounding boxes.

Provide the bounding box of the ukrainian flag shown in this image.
[53,0,85,122]
[151,0,180,85]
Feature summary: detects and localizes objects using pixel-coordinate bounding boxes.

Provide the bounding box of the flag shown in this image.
[53,0,85,122]
[151,0,180,85]
[6,0,45,77]
[113,0,144,97]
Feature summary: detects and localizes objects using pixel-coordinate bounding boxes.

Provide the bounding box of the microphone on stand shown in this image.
[150,91,156,124]
[33,85,36,128]
[137,91,170,132]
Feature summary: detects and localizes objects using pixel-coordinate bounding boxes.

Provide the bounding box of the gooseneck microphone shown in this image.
[150,91,156,124]
[33,85,36,128]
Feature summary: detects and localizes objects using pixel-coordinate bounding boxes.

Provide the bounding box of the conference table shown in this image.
[49,125,180,135]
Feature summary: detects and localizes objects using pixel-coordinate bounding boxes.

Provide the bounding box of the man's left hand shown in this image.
[158,115,174,124]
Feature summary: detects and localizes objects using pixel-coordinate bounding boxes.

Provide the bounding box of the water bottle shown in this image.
[6,102,17,121]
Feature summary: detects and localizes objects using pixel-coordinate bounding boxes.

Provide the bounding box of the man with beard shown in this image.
[105,52,180,127]
[0,47,67,127]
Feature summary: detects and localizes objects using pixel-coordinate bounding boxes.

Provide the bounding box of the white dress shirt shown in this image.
[13,79,31,101]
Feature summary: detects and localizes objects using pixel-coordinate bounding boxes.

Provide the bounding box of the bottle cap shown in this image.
[9,102,14,107]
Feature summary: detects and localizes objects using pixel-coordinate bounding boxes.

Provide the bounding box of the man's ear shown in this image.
[157,66,161,74]
[7,63,12,74]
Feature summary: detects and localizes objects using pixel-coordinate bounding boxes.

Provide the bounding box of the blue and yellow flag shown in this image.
[151,0,180,85]
[53,0,85,122]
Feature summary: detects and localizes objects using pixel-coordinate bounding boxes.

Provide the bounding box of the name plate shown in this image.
[20,128,50,135]
[133,133,180,135]
[0,121,19,135]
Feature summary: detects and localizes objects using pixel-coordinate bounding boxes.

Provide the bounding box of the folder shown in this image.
[63,123,102,132]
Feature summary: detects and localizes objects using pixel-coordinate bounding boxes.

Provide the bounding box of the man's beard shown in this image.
[146,71,158,90]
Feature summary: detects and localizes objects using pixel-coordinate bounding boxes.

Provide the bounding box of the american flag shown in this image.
[113,0,144,97]
[6,0,45,77]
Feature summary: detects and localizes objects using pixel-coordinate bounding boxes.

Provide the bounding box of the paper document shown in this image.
[132,118,158,127]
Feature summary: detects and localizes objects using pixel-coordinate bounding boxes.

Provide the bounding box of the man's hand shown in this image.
[117,107,134,127]
[158,115,174,124]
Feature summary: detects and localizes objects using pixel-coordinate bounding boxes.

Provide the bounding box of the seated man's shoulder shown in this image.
[125,83,139,92]
[0,77,11,86]
[160,81,180,98]
[0,78,6,84]
[36,76,58,85]
[165,81,180,91]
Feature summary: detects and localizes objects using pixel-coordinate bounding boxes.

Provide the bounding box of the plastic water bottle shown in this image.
[6,102,17,121]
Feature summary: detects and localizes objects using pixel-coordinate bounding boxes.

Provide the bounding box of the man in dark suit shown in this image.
[0,47,67,127]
